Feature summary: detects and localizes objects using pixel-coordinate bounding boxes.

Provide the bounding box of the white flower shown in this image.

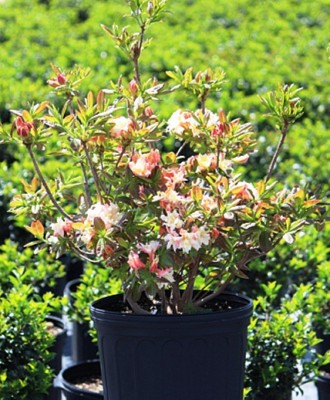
[85,202,123,230]
[164,226,210,254]
[167,110,199,136]
[154,187,189,206]
[109,116,134,138]
[193,225,211,248]
[164,230,183,251]
[161,210,184,230]
[201,195,218,212]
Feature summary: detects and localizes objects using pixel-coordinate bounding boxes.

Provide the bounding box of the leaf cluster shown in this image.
[245,282,330,399]
[0,285,58,399]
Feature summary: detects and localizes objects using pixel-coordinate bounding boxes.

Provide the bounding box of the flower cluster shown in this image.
[0,0,325,314]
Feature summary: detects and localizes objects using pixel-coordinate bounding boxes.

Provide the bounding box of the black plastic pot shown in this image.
[315,328,330,372]
[90,292,253,400]
[64,279,99,363]
[316,328,330,355]
[316,370,330,400]
[253,389,292,400]
[46,315,67,400]
[54,360,103,400]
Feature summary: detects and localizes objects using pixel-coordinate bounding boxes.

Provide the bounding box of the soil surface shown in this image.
[101,292,247,314]
[72,375,103,393]
[45,321,63,337]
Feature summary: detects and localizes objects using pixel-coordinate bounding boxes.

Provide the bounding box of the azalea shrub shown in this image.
[0,0,327,314]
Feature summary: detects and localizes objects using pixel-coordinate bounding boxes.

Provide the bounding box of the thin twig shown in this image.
[26,144,73,221]
[132,23,146,85]
[266,120,289,182]
[194,270,237,307]
[81,141,104,203]
[79,160,92,208]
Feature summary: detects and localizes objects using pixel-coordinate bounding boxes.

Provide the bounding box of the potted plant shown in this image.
[0,282,62,400]
[0,1,327,399]
[316,368,330,400]
[308,262,330,356]
[245,282,330,400]
[54,359,103,400]
[64,262,120,363]
[307,261,330,400]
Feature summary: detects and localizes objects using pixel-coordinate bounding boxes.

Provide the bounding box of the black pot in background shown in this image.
[46,315,67,400]
[61,255,84,284]
[54,360,103,400]
[315,328,330,372]
[316,369,330,400]
[64,279,99,363]
[90,292,253,400]
[252,389,292,400]
[315,329,330,355]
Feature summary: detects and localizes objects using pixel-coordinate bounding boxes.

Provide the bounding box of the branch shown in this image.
[81,141,104,203]
[26,144,73,221]
[266,120,289,183]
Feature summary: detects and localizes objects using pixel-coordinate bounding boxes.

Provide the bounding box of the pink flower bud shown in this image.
[15,117,33,138]
[129,79,138,94]
[47,73,67,88]
[144,106,154,117]
[57,73,67,85]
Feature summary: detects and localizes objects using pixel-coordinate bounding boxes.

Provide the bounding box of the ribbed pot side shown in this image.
[90,292,253,400]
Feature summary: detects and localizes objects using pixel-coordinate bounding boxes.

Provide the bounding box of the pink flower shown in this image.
[149,256,159,272]
[128,251,146,270]
[155,267,175,283]
[50,217,73,237]
[137,241,160,255]
[85,202,123,230]
[161,166,186,188]
[109,116,134,138]
[129,149,160,178]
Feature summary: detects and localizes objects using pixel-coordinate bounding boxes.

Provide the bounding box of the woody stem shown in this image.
[266,120,289,183]
[26,144,73,221]
[81,141,104,203]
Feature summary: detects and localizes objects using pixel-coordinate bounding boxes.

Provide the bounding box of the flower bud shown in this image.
[147,1,154,16]
[47,73,67,88]
[15,117,33,138]
[57,73,67,85]
[129,79,138,94]
[144,106,154,117]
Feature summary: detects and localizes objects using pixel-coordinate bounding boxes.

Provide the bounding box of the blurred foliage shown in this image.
[233,223,330,303]
[308,261,330,335]
[0,239,65,294]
